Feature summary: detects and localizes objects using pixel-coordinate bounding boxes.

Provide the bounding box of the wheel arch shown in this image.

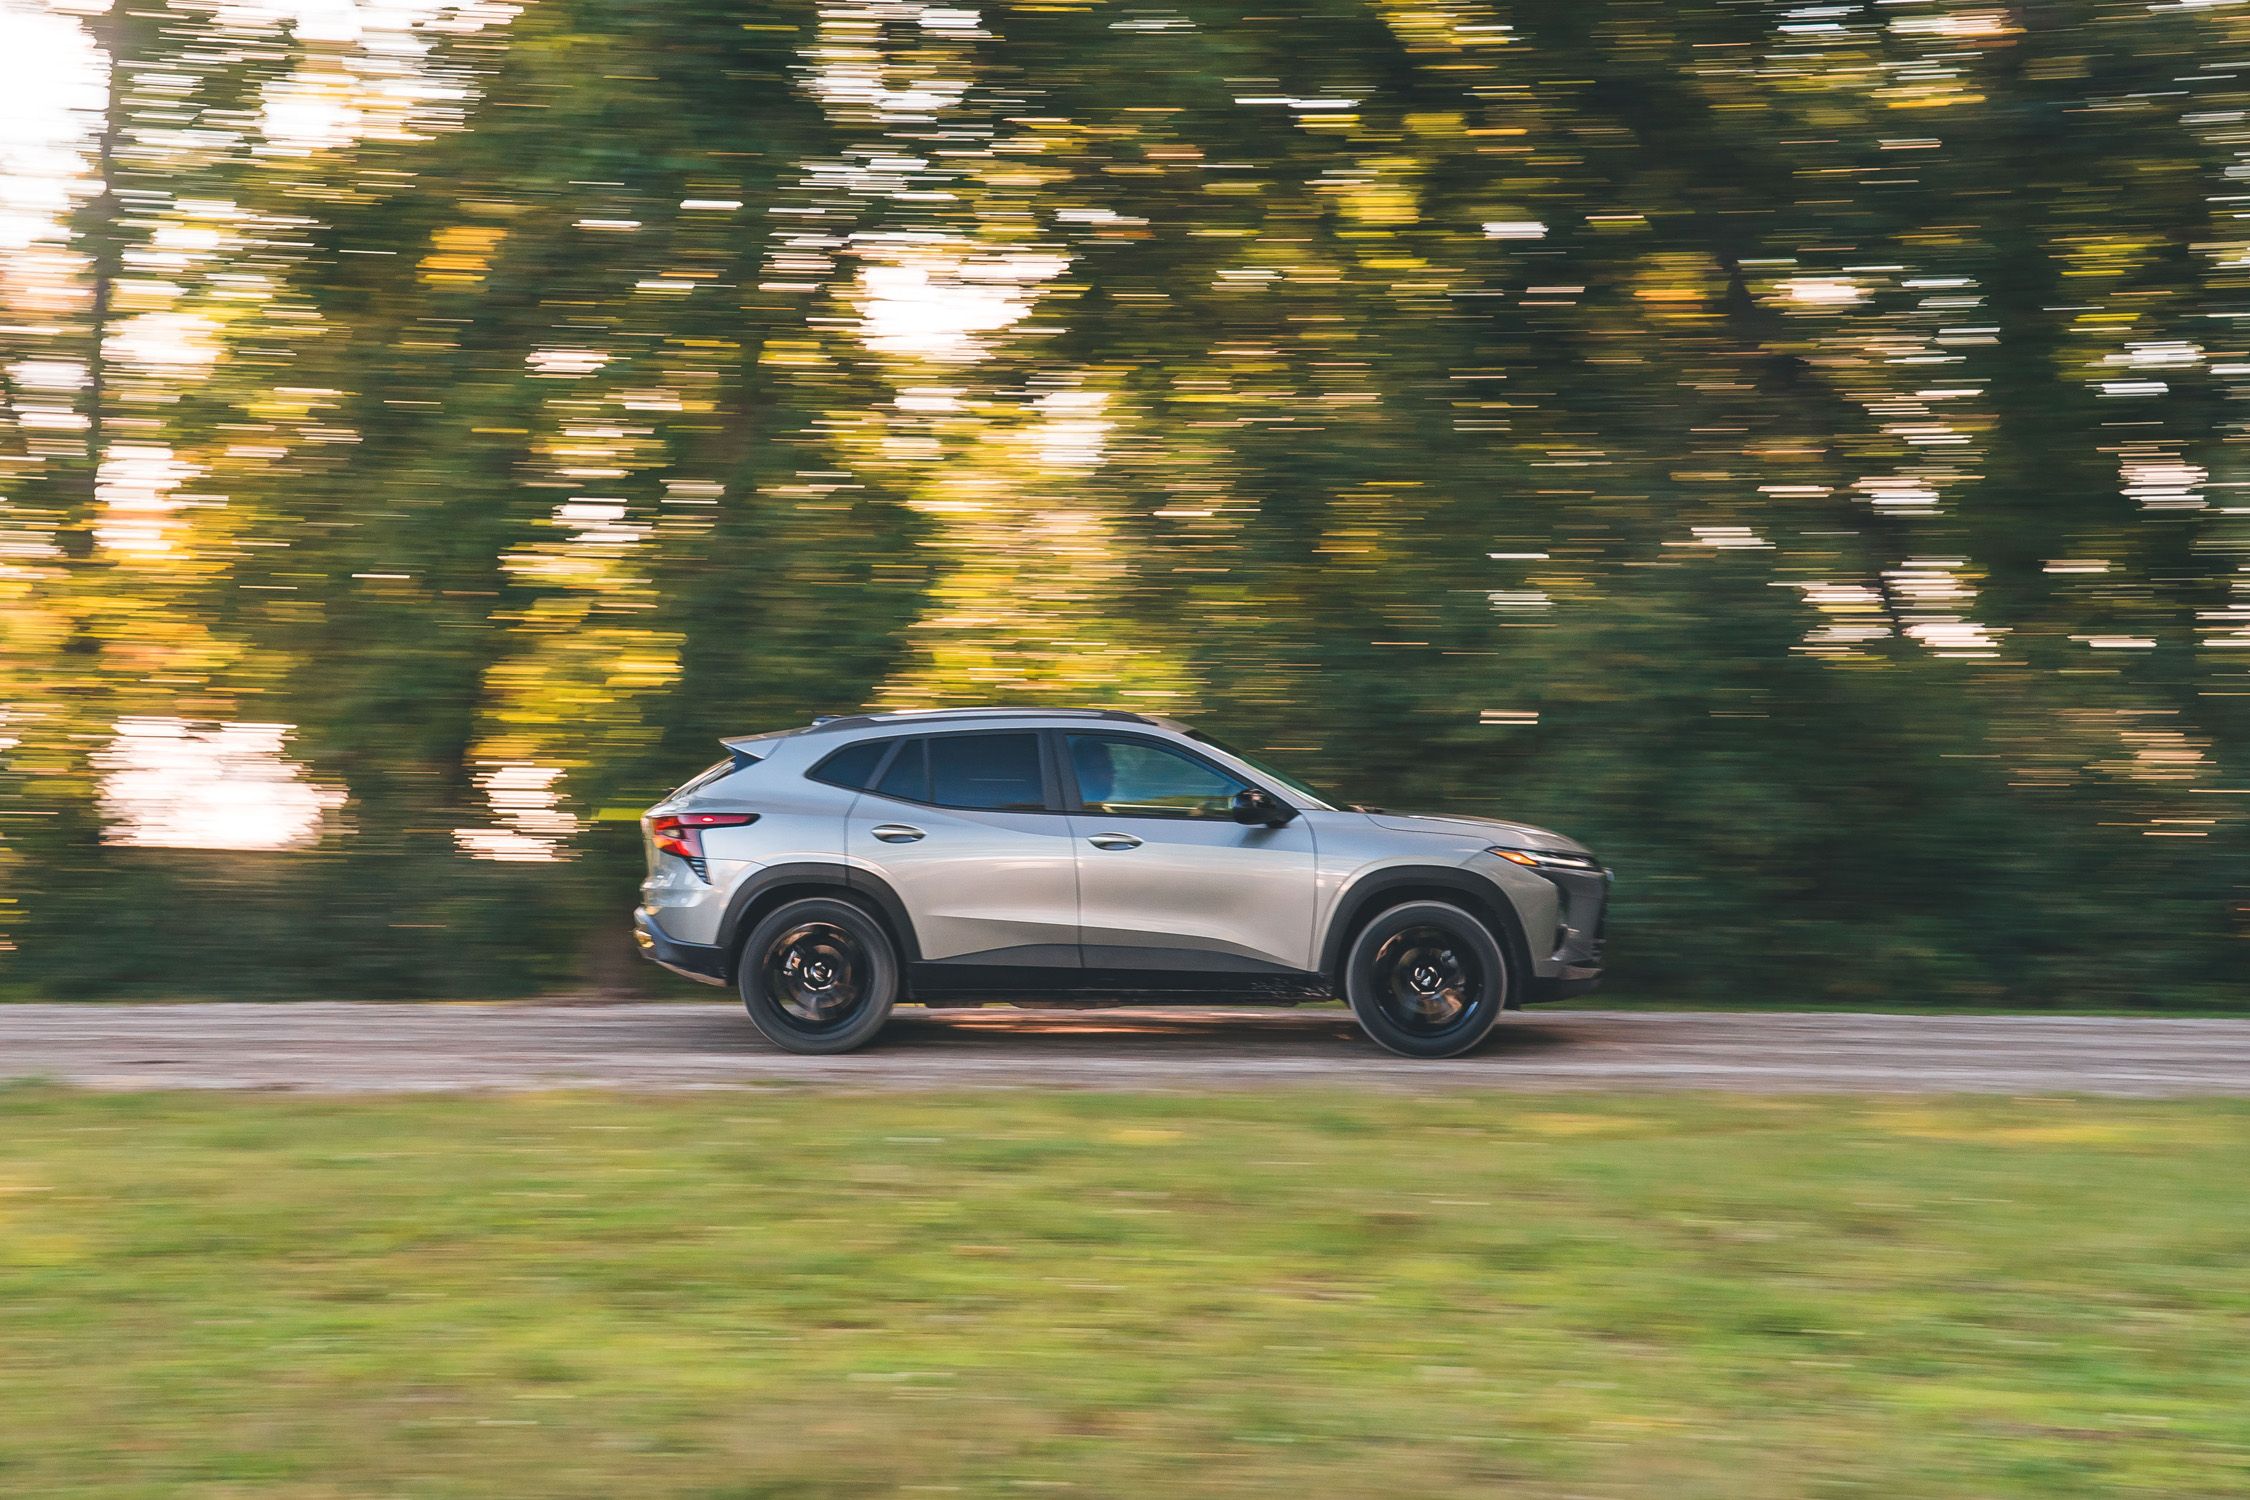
[1319,866,1532,1006]
[717,862,922,980]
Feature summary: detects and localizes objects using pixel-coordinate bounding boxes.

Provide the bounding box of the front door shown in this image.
[845,729,1082,969]
[1060,731,1318,975]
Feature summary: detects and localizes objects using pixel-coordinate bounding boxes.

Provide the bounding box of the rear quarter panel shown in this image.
[642,764,857,947]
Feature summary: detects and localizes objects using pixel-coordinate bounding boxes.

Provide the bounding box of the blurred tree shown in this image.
[0,0,2239,1002]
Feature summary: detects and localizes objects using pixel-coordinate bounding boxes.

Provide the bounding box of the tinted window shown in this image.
[1068,734,1246,819]
[926,732,1047,811]
[808,738,892,791]
[874,738,927,802]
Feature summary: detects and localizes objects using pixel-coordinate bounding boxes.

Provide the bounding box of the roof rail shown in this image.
[800,707,1156,734]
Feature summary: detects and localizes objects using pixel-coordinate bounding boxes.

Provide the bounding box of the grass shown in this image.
[2,1087,2246,1498]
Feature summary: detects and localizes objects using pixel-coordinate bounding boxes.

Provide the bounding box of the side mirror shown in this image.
[1232,788,1296,828]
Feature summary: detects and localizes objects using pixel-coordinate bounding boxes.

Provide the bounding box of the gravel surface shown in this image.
[4,1002,2249,1095]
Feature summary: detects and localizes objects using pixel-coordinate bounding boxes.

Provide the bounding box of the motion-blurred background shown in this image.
[1,0,2243,1004]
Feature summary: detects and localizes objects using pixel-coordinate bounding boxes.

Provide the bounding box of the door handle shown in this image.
[1087,832,1143,851]
[871,824,926,843]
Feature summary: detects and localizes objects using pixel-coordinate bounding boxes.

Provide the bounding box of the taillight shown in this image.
[650,812,757,880]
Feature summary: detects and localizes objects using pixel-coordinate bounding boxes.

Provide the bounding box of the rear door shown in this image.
[845,730,1082,969]
[1061,731,1317,975]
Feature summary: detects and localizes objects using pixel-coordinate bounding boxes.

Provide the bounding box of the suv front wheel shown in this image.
[1344,900,1511,1059]
[738,897,899,1054]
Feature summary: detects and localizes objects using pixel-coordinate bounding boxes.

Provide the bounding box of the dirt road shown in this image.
[4,1002,2249,1095]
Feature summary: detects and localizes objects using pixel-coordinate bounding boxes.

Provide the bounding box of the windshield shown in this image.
[1186,731,1337,809]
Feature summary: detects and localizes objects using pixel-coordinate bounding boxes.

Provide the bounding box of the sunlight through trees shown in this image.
[0,0,2242,1000]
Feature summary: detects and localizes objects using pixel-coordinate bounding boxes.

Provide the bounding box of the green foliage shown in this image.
[0,0,2243,1000]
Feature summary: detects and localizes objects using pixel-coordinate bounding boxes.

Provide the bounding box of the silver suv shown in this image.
[634,709,1608,1058]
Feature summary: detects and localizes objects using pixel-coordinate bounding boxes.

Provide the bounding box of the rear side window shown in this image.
[808,738,892,791]
[874,738,928,802]
[866,732,1050,811]
[928,732,1047,811]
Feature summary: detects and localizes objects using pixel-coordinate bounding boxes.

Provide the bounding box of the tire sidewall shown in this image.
[1344,900,1510,1059]
[738,897,899,1054]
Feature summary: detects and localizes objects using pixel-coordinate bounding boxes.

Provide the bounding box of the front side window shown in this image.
[1067,734,1247,819]
[925,732,1048,811]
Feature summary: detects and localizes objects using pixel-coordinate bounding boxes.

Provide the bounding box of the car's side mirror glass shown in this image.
[1232,788,1295,827]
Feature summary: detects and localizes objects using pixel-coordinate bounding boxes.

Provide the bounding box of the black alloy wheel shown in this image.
[762,921,870,1029]
[1369,924,1483,1035]
[1344,900,1510,1058]
[738,897,899,1054]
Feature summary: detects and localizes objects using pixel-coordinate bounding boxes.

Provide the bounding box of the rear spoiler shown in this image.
[718,735,782,771]
[719,714,852,770]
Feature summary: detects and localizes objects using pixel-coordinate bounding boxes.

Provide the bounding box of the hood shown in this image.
[1362,810,1592,856]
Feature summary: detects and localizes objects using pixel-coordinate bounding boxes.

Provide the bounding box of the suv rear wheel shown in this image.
[1344,900,1510,1059]
[738,897,899,1054]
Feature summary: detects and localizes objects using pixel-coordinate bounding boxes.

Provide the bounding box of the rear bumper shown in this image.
[633,908,730,987]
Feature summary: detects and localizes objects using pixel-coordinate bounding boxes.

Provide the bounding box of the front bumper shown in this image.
[633,908,730,987]
[1524,862,1609,1004]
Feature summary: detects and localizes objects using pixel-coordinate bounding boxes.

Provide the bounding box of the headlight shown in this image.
[1488,846,1600,871]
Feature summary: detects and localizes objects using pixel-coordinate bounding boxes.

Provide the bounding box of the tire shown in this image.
[738,897,899,1055]
[1343,900,1511,1059]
